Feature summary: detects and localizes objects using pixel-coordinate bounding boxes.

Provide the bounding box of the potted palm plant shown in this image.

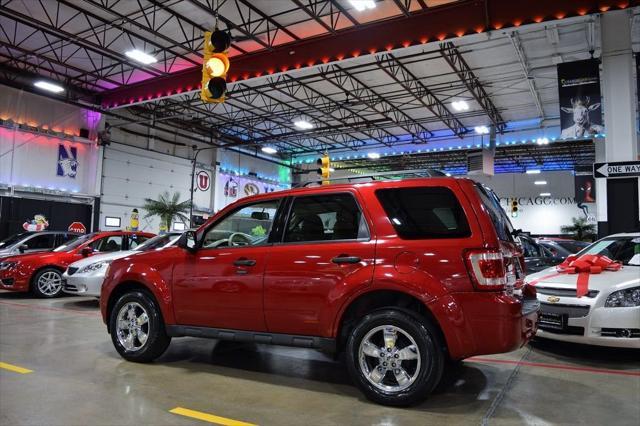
[142,191,191,233]
[560,217,596,241]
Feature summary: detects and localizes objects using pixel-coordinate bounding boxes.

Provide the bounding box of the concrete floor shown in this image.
[0,291,638,426]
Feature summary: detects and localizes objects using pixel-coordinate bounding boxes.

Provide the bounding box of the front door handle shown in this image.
[234,258,256,267]
[332,255,361,264]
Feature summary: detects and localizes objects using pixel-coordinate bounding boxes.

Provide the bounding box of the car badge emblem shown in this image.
[547,296,560,303]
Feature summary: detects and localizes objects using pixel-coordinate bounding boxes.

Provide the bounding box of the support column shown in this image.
[597,10,640,236]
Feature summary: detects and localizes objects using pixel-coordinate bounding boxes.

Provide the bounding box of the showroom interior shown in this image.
[0,0,639,425]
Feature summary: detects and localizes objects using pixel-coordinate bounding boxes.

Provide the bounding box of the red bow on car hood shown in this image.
[529,254,622,298]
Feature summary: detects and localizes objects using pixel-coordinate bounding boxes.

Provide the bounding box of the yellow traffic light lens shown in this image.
[206,56,227,77]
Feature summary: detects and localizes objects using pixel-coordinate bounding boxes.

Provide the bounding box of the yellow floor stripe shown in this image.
[170,407,257,426]
[0,361,33,374]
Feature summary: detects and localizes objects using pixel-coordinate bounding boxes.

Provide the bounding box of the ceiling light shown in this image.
[329,167,336,172]
[34,81,64,93]
[536,137,549,145]
[534,180,547,185]
[526,169,541,174]
[367,152,381,159]
[294,120,313,130]
[540,192,551,197]
[125,49,157,65]
[451,100,469,111]
[261,146,277,154]
[474,125,490,135]
[349,0,376,11]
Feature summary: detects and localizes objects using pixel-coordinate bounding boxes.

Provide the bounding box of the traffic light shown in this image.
[201,29,231,103]
[316,154,331,185]
[510,199,519,218]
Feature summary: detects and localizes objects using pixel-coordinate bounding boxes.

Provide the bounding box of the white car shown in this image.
[526,233,640,348]
[62,232,182,297]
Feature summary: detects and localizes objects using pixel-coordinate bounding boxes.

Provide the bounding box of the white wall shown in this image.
[99,143,213,233]
[471,171,597,235]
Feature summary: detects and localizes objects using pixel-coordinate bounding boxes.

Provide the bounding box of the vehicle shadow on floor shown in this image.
[528,338,640,368]
[59,298,100,311]
[152,339,489,411]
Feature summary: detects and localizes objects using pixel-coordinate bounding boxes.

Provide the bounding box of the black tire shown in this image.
[109,290,171,363]
[31,267,64,298]
[346,309,445,406]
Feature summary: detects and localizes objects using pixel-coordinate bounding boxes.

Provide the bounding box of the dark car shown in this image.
[518,235,566,274]
[537,238,590,259]
[0,231,80,258]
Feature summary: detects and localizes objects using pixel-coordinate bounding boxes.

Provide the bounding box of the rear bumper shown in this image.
[429,290,540,360]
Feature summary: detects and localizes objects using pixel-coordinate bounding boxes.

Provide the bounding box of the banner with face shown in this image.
[557,59,604,139]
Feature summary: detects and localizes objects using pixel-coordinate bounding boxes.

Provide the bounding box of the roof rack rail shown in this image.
[295,168,447,188]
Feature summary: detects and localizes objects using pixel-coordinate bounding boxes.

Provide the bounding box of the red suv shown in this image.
[100,179,539,406]
[0,231,154,297]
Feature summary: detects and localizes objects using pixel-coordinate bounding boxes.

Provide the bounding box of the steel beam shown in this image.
[100,0,633,107]
[439,41,506,133]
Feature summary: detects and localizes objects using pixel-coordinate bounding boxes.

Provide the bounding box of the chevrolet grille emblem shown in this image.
[547,296,560,304]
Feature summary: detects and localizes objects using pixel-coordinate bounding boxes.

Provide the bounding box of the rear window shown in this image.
[376,187,470,239]
[474,184,514,242]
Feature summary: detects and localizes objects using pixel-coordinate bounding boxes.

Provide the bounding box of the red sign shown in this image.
[68,222,87,234]
[196,170,211,191]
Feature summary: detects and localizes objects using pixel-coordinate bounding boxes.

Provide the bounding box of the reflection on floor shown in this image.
[1,292,638,426]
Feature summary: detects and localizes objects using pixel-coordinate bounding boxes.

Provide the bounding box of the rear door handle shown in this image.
[234,258,256,267]
[332,255,361,264]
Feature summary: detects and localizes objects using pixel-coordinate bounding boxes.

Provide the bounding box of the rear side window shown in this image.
[376,187,470,239]
[284,193,368,243]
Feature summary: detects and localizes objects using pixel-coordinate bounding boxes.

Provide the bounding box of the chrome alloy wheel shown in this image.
[116,302,150,352]
[358,325,421,393]
[37,271,62,296]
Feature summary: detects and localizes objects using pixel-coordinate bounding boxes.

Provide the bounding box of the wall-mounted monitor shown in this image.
[104,216,121,228]
[173,222,186,231]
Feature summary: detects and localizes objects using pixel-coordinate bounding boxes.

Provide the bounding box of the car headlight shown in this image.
[605,287,640,307]
[78,260,113,274]
[0,261,17,270]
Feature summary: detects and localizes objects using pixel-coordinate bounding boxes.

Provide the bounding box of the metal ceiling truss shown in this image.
[0,1,165,86]
[332,140,595,174]
[318,64,433,144]
[439,41,507,133]
[290,0,358,34]
[374,52,468,138]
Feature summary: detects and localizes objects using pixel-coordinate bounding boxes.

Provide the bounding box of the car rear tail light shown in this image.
[466,250,507,291]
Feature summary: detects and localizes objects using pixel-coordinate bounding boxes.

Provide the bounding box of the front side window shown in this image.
[23,234,56,250]
[90,235,123,252]
[201,199,280,249]
[376,187,470,239]
[128,234,150,249]
[284,193,368,243]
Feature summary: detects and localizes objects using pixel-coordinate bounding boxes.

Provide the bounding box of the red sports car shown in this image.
[0,231,154,297]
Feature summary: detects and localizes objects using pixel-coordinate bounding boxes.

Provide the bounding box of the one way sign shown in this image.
[593,161,640,179]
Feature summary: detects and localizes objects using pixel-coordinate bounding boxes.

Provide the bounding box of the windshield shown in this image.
[53,233,96,252]
[135,233,180,251]
[0,232,32,248]
[578,237,640,266]
[555,240,589,254]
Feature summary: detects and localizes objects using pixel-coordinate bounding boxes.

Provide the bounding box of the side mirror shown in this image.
[178,230,197,252]
[81,247,93,257]
[18,244,28,253]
